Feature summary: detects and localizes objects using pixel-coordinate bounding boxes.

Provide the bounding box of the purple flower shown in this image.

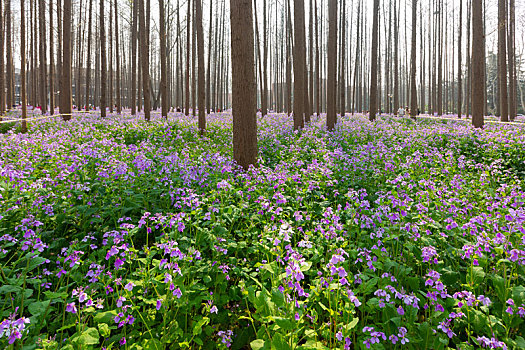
[124,282,134,291]
[156,299,162,311]
[66,303,77,314]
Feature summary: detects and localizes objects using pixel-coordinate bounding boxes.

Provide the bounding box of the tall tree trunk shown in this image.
[100,0,107,117]
[185,0,191,115]
[130,0,138,114]
[466,0,471,116]
[195,0,205,133]
[472,0,484,128]
[261,0,267,116]
[326,0,337,130]
[339,0,346,116]
[369,0,379,121]
[85,0,93,109]
[409,0,418,118]
[159,0,168,117]
[314,0,319,115]
[138,0,151,120]
[191,0,196,114]
[49,0,55,113]
[60,0,72,119]
[457,0,462,118]
[206,0,212,113]
[6,0,13,109]
[230,0,258,169]
[507,0,516,120]
[393,0,399,114]
[0,0,5,116]
[498,0,508,122]
[108,0,113,112]
[293,0,306,129]
[114,0,121,113]
[21,0,28,132]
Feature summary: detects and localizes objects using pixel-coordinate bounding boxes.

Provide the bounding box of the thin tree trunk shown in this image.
[21,0,28,132]
[130,0,138,114]
[410,0,418,118]
[185,0,191,115]
[498,0,508,121]
[114,0,121,113]
[100,0,107,117]
[0,0,5,115]
[457,0,462,118]
[369,0,379,121]
[206,0,212,113]
[139,0,151,120]
[507,0,516,120]
[6,0,13,109]
[159,0,168,117]
[60,0,72,118]
[49,0,55,113]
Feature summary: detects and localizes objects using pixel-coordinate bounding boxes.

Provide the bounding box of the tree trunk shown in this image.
[130,0,138,114]
[159,0,168,117]
[49,0,55,113]
[60,0,72,119]
[206,0,213,113]
[0,0,5,115]
[114,0,121,113]
[457,0,462,118]
[507,0,516,120]
[472,0,484,128]
[185,0,191,115]
[21,0,28,132]
[498,0,508,122]
[6,0,13,109]
[326,0,337,130]
[196,0,205,133]
[230,0,258,169]
[410,0,418,118]
[293,0,306,129]
[369,0,379,121]
[139,0,151,120]
[100,0,107,117]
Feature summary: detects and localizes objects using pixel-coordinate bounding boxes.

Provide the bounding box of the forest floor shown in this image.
[0,111,524,349]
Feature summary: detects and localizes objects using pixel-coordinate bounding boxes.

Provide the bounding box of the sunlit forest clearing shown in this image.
[1,0,525,349]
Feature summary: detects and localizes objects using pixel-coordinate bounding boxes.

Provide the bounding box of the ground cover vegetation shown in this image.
[0,112,524,349]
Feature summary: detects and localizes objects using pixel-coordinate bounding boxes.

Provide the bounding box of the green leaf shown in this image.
[250,339,270,350]
[76,327,99,346]
[98,323,110,338]
[28,300,51,317]
[272,333,292,350]
[94,310,118,324]
[273,316,294,331]
[192,317,209,336]
[467,266,485,285]
[0,285,22,294]
[142,338,164,350]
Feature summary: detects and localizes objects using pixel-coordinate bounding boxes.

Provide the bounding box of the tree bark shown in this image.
[49,0,55,113]
[369,0,379,121]
[139,0,151,120]
[0,0,5,115]
[60,0,72,119]
[159,0,168,117]
[114,0,121,113]
[457,0,462,118]
[326,0,337,130]
[410,0,418,118]
[195,0,205,133]
[498,0,508,121]
[230,0,258,169]
[472,0,484,128]
[293,0,307,129]
[100,0,107,118]
[21,0,28,132]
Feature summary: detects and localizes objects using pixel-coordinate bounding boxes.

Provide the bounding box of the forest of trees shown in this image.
[0,0,522,164]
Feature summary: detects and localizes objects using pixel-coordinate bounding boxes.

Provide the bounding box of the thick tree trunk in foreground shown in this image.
[230,0,258,169]
[293,0,307,129]
[472,0,484,128]
[326,0,337,130]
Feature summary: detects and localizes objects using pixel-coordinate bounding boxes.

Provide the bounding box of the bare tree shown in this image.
[327,0,337,130]
[0,0,4,116]
[49,0,55,113]
[230,0,258,169]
